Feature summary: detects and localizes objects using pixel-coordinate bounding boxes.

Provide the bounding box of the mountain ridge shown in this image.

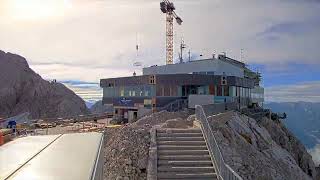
[0,50,89,119]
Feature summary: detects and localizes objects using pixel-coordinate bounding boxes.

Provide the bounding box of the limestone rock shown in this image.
[0,50,89,119]
[208,111,317,180]
[161,117,193,128]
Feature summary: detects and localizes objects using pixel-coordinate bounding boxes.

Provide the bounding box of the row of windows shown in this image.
[104,85,257,98]
[103,85,156,97]
[192,71,215,75]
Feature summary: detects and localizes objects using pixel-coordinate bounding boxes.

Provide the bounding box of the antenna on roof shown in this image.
[133,8,142,69]
[240,48,244,63]
[133,33,142,67]
[179,37,186,63]
[188,49,191,62]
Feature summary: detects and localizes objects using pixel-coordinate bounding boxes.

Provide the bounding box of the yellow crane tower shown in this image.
[160,0,183,65]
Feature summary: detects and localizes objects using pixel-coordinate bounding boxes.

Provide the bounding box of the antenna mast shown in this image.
[179,38,186,63]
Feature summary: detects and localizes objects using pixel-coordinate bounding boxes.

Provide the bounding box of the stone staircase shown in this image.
[156,128,217,180]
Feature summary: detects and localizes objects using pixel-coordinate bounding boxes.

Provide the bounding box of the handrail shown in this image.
[158,98,188,112]
[195,105,243,180]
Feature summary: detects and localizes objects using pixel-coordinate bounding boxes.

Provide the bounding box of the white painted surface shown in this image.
[1,133,104,180]
[143,58,244,78]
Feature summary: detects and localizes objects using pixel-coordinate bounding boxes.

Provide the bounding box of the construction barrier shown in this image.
[0,131,3,146]
[0,129,13,146]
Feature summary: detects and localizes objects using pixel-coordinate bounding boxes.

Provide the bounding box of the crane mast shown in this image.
[160,0,183,65]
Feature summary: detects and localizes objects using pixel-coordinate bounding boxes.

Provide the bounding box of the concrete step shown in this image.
[157,129,201,133]
[158,145,207,151]
[157,137,204,142]
[157,133,203,137]
[158,166,215,173]
[158,141,206,146]
[159,155,211,161]
[158,160,213,166]
[158,172,217,179]
[158,150,209,156]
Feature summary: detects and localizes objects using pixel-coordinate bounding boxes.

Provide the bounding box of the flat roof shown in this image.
[0,133,103,180]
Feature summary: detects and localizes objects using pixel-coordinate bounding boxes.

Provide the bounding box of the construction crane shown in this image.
[160,0,183,65]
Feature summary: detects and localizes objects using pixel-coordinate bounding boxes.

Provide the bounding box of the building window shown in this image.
[120,88,124,97]
[149,75,156,84]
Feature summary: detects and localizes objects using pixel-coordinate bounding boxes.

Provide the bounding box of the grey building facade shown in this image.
[100,56,264,122]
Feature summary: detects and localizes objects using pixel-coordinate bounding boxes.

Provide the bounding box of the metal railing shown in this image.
[158,98,188,112]
[195,105,243,180]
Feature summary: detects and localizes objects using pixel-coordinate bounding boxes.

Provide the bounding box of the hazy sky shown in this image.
[0,0,320,102]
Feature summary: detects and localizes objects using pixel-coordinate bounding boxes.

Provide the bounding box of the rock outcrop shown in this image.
[208,111,317,180]
[104,110,194,179]
[90,100,113,114]
[0,50,89,119]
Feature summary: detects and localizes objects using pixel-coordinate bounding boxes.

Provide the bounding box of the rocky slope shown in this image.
[0,50,89,119]
[90,100,113,114]
[208,111,317,180]
[103,107,319,179]
[103,110,193,180]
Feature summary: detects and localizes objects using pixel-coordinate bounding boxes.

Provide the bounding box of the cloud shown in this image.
[61,80,102,102]
[308,144,320,166]
[265,81,320,102]
[0,0,319,82]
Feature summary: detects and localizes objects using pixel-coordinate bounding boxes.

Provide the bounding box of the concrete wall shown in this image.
[143,58,244,78]
[202,103,238,117]
[188,95,215,108]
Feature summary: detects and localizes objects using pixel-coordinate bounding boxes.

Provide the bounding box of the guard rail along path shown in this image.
[195,105,243,180]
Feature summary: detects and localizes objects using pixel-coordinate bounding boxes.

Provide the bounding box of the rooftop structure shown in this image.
[143,55,246,77]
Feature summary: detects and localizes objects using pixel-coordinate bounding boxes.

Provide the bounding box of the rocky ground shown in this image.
[103,110,193,180]
[208,111,317,180]
[0,50,89,119]
[102,108,319,180]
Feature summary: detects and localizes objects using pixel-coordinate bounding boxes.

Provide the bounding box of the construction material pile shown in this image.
[104,125,150,180]
[103,110,193,180]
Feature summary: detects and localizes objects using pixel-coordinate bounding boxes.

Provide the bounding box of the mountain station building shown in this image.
[100,54,264,123]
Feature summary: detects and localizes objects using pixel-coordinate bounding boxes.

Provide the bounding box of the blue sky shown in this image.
[0,0,319,102]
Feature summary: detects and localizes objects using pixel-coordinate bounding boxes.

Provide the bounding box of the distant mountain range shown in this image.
[265,102,320,149]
